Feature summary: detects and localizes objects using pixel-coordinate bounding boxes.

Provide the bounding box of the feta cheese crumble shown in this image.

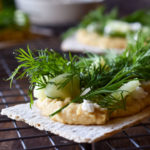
[104,20,142,35]
[82,99,95,113]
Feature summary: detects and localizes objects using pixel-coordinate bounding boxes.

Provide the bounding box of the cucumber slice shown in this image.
[112,80,140,100]
[33,86,46,101]
[45,73,80,99]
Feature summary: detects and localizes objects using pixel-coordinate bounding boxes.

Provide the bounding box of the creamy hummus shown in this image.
[76,29,127,50]
[35,83,150,125]
[36,98,108,125]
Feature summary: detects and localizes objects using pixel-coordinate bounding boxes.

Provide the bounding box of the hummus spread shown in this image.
[35,83,150,125]
[36,98,108,125]
[76,29,127,50]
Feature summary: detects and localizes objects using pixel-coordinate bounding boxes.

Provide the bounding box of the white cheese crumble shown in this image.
[86,23,99,33]
[104,20,142,35]
[104,20,130,35]
[130,22,142,31]
[131,87,148,100]
[81,99,101,113]
[81,88,100,113]
[82,99,95,113]
[81,88,91,96]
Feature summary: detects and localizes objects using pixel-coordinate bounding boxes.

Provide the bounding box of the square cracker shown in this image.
[1,103,150,143]
[61,35,122,54]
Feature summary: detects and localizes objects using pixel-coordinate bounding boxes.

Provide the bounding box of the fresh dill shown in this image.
[8,47,80,107]
[8,33,150,115]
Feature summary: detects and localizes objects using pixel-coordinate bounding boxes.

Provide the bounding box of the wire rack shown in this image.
[1,47,150,150]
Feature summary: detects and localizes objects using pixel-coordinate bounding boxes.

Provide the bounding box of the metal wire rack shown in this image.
[1,47,150,150]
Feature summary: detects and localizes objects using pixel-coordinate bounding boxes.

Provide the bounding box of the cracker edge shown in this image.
[61,34,123,54]
[1,104,150,143]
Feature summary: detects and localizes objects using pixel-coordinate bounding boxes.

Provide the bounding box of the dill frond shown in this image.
[8,32,150,115]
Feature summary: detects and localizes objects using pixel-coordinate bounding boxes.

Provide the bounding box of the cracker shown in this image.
[1,103,150,143]
[61,35,122,54]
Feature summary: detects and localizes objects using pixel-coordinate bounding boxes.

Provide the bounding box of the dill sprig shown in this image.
[9,47,79,88]
[8,47,80,106]
[51,32,150,115]
[8,32,150,114]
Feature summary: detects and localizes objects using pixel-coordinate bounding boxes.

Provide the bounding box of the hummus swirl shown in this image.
[76,29,127,50]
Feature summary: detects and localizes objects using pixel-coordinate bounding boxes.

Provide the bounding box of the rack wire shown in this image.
[0,48,150,150]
